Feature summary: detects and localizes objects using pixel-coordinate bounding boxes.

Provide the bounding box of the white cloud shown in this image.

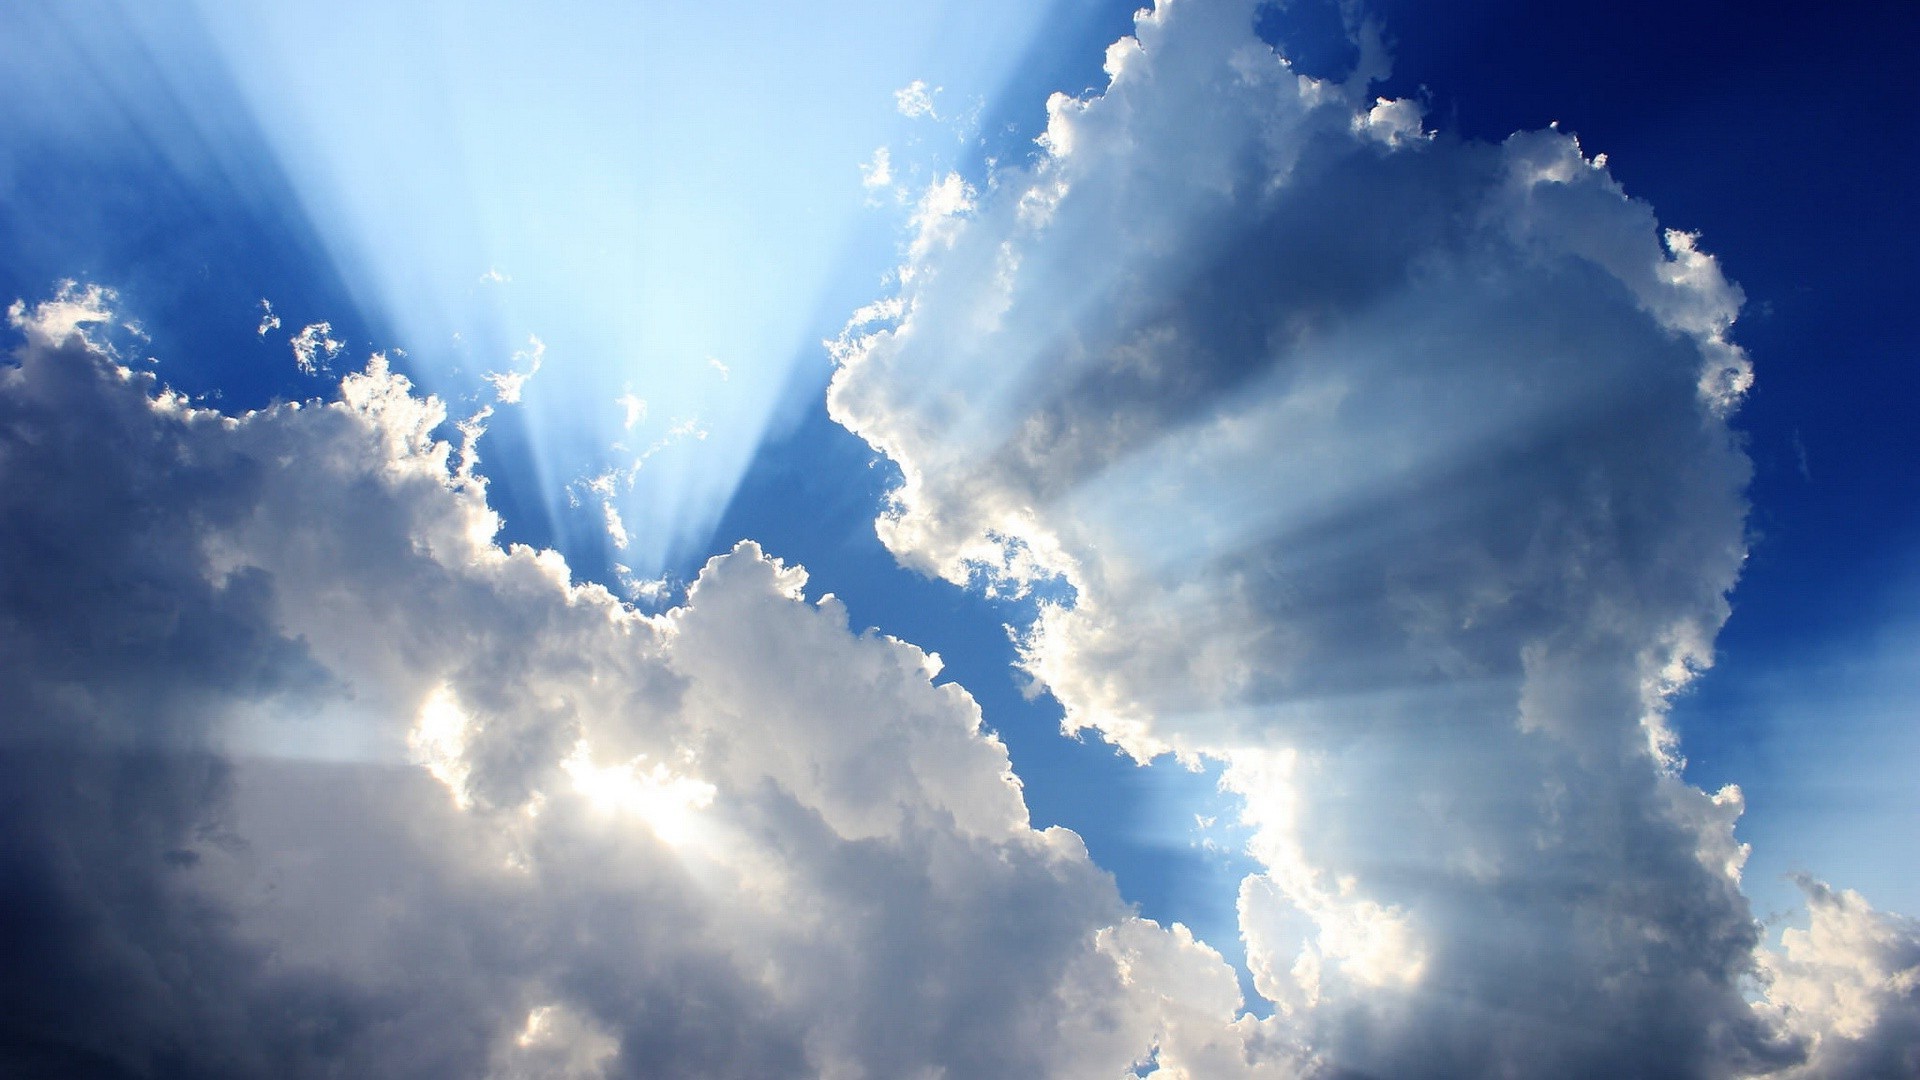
[484,334,545,404]
[860,145,893,191]
[410,685,477,810]
[7,280,114,343]
[616,391,647,429]
[1757,877,1920,1078]
[257,297,282,337]
[894,79,938,120]
[1353,95,1427,147]
[904,172,975,271]
[557,738,715,847]
[600,495,630,549]
[494,1001,620,1080]
[0,289,1270,1077]
[618,570,674,608]
[289,320,344,375]
[827,0,1895,1073]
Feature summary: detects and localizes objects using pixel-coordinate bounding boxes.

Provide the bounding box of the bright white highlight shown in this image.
[560,741,715,847]
[410,685,474,810]
[504,1003,620,1078]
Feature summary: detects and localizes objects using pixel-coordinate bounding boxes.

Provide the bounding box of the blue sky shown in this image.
[2,0,1916,1075]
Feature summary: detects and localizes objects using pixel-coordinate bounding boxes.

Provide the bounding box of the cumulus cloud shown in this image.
[0,288,1280,1077]
[1757,877,1920,1078]
[828,0,1900,1073]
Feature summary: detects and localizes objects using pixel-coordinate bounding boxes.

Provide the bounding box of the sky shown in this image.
[1,0,1916,1077]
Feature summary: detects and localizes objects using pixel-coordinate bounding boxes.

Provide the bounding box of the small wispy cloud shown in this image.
[665,417,708,443]
[289,321,343,375]
[861,146,894,192]
[572,414,708,552]
[617,392,648,430]
[484,335,545,404]
[894,79,939,120]
[618,571,675,607]
[256,298,281,338]
[601,498,631,550]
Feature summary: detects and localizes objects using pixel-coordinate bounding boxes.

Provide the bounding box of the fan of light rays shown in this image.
[61,0,1078,581]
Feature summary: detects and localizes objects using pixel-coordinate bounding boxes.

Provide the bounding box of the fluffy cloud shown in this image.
[0,287,1288,1077]
[1757,877,1920,1079]
[828,0,1910,1073]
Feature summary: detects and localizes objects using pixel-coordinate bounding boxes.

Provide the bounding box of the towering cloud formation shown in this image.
[829,0,1917,1075]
